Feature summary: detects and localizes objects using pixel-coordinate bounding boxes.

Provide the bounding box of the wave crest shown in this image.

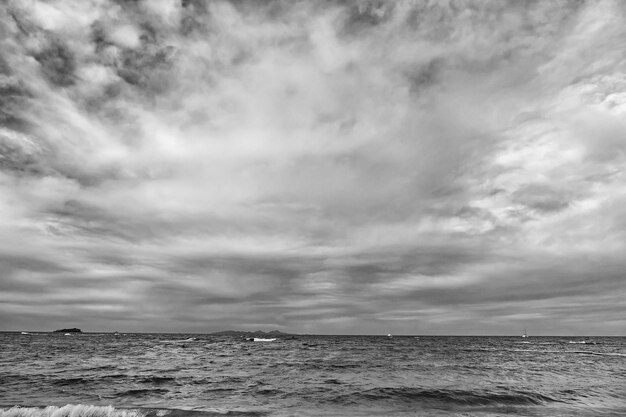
[334,387,559,407]
[0,405,143,417]
[0,406,268,417]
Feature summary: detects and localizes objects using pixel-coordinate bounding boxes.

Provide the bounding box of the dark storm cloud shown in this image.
[511,184,571,213]
[33,39,76,87]
[0,0,625,334]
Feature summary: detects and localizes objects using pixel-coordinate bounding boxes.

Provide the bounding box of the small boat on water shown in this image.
[21,331,30,335]
[522,328,528,338]
[253,338,276,342]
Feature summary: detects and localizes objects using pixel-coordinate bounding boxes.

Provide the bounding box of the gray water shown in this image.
[1,333,625,416]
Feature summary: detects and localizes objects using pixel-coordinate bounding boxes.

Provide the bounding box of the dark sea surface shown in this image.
[1,333,624,417]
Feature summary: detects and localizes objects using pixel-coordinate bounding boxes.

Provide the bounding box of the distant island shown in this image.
[53,328,82,333]
[209,330,293,337]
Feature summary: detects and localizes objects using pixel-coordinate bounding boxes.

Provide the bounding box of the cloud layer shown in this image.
[1,0,625,335]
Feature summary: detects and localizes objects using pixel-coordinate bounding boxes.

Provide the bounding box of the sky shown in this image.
[0,0,625,335]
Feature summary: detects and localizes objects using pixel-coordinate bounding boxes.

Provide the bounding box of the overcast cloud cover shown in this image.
[1,0,625,335]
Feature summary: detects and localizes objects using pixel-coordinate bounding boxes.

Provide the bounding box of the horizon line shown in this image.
[2,330,624,337]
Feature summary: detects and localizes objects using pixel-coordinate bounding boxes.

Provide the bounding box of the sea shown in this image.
[1,333,624,417]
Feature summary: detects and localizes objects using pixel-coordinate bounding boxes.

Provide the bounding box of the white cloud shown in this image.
[108,24,141,49]
[1,0,625,334]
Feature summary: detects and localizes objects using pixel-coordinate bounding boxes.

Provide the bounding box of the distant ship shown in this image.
[522,328,528,338]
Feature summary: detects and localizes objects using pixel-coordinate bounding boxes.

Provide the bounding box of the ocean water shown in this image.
[0,333,624,417]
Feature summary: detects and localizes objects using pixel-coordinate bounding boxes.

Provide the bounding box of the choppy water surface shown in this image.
[1,333,624,416]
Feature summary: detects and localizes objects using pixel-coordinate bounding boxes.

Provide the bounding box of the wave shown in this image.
[462,347,625,358]
[113,388,170,398]
[0,405,142,417]
[138,376,177,384]
[568,351,626,358]
[82,365,119,372]
[0,405,268,417]
[159,338,199,344]
[333,387,560,407]
[508,348,626,358]
[51,377,89,386]
[49,374,177,387]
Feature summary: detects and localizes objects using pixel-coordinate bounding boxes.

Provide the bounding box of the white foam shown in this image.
[0,405,144,417]
[159,337,198,344]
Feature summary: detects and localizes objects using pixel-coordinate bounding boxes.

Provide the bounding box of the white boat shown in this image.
[20,331,30,335]
[522,328,528,338]
[253,338,276,342]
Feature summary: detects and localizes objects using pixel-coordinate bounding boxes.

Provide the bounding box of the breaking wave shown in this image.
[0,405,268,417]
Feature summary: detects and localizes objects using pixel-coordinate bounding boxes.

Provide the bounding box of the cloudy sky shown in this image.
[1,0,625,335]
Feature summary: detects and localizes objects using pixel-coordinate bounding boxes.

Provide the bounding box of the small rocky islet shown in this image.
[52,328,82,333]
